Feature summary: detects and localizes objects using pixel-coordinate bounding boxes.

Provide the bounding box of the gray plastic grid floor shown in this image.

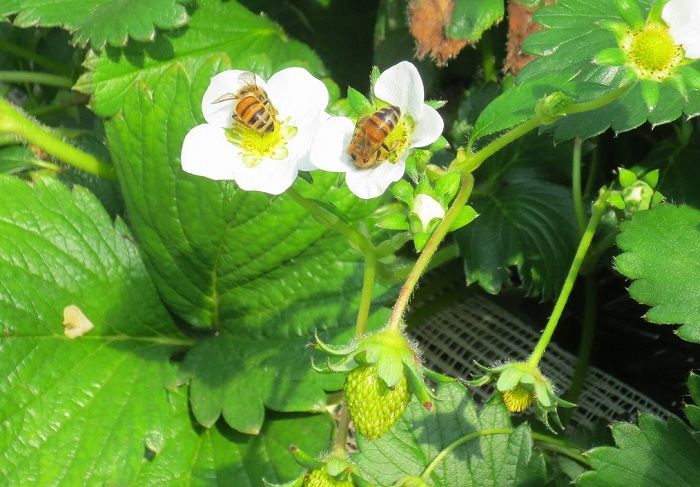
[412,295,670,429]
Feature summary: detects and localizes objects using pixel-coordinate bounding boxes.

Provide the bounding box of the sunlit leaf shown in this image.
[76,0,325,116]
[0,0,189,48]
[353,383,546,486]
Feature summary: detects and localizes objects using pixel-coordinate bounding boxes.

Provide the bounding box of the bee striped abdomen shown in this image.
[235,94,275,133]
[365,106,400,142]
[348,105,401,169]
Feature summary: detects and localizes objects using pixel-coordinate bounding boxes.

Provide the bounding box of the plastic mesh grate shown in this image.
[412,295,670,429]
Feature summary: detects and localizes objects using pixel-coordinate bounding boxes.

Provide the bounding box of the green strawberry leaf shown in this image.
[76,0,325,116]
[470,75,608,143]
[456,164,578,299]
[577,373,700,486]
[0,145,40,174]
[135,389,333,485]
[615,205,700,343]
[0,175,182,483]
[0,0,189,48]
[519,0,700,141]
[686,373,700,431]
[0,175,334,485]
[446,0,504,43]
[180,335,341,434]
[104,49,390,432]
[352,383,546,486]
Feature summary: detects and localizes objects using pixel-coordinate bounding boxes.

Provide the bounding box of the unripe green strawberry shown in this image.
[344,364,410,440]
[304,468,353,487]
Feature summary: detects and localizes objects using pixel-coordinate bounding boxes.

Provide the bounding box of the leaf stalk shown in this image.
[0,98,117,180]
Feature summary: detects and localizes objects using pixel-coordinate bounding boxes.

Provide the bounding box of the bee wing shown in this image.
[211,92,238,104]
[238,71,259,90]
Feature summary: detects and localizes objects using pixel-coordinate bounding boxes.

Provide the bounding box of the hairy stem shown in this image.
[355,251,377,337]
[387,174,474,331]
[563,274,597,422]
[527,188,609,367]
[287,187,378,453]
[451,86,630,174]
[481,30,497,83]
[421,428,589,479]
[0,98,117,180]
[0,71,73,88]
[572,137,585,234]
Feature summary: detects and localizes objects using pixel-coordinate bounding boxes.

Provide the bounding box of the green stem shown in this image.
[531,432,590,466]
[0,98,117,180]
[333,250,376,453]
[420,428,589,480]
[286,188,373,255]
[481,30,497,83]
[0,71,73,89]
[333,407,352,455]
[387,174,474,331]
[583,140,600,198]
[564,86,629,114]
[562,274,597,422]
[287,187,378,454]
[527,188,609,368]
[454,116,542,173]
[0,133,18,146]
[355,251,377,337]
[28,96,87,117]
[581,231,616,276]
[451,86,630,174]
[0,40,71,75]
[572,137,585,235]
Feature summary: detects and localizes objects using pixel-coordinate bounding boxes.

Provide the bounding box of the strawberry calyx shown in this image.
[467,361,575,432]
[313,325,454,440]
[265,448,367,487]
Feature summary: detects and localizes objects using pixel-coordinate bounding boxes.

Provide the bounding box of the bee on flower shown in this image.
[180,67,329,194]
[309,61,444,199]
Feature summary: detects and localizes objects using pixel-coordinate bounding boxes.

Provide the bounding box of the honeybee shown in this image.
[211,72,278,134]
[348,105,401,169]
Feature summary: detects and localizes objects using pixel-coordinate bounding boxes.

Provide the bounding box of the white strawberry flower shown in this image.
[662,0,700,59]
[308,61,444,199]
[181,67,329,195]
[412,193,445,231]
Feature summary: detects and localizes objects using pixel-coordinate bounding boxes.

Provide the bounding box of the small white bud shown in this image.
[412,194,445,232]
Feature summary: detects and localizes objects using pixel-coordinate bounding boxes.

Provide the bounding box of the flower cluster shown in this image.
[181,61,443,199]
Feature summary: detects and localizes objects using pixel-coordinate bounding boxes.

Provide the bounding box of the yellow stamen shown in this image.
[502,385,535,413]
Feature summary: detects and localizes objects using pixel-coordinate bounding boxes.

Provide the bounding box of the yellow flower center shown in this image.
[623,25,684,81]
[384,115,414,164]
[502,384,535,413]
[225,119,297,168]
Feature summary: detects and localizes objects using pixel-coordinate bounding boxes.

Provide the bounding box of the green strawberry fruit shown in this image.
[344,364,411,440]
[304,468,353,487]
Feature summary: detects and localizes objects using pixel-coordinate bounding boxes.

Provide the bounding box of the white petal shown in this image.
[232,156,298,195]
[266,67,329,119]
[309,116,356,172]
[201,70,268,127]
[412,194,445,231]
[181,124,237,180]
[373,61,425,118]
[294,111,331,171]
[345,160,406,199]
[410,104,444,148]
[663,0,700,59]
